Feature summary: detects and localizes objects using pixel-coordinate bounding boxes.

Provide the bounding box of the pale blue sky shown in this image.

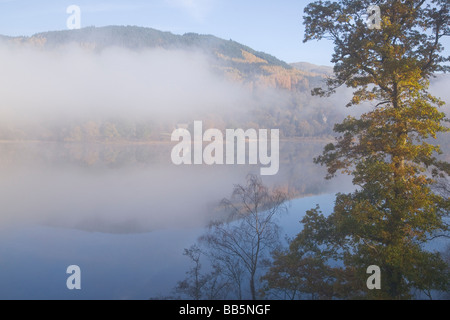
[0,0,335,65]
[0,0,448,66]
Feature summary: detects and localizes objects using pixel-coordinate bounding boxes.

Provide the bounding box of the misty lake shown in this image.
[0,141,350,300]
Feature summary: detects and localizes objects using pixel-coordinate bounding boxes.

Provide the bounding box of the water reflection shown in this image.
[0,142,354,299]
[0,141,349,233]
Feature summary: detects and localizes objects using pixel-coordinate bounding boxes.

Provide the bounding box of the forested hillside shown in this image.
[0,26,447,144]
[0,26,345,142]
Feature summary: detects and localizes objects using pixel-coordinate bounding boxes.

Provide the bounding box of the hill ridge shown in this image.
[1,25,332,92]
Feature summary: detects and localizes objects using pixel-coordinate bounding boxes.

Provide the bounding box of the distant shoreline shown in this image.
[0,137,335,145]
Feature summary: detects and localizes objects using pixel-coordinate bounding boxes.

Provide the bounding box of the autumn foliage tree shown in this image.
[267,0,450,299]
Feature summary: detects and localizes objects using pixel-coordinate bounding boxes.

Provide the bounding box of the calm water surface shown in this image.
[0,142,348,299]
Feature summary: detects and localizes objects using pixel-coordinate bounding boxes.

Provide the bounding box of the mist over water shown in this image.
[0,142,350,233]
[0,44,250,123]
[0,38,358,233]
[0,140,350,300]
